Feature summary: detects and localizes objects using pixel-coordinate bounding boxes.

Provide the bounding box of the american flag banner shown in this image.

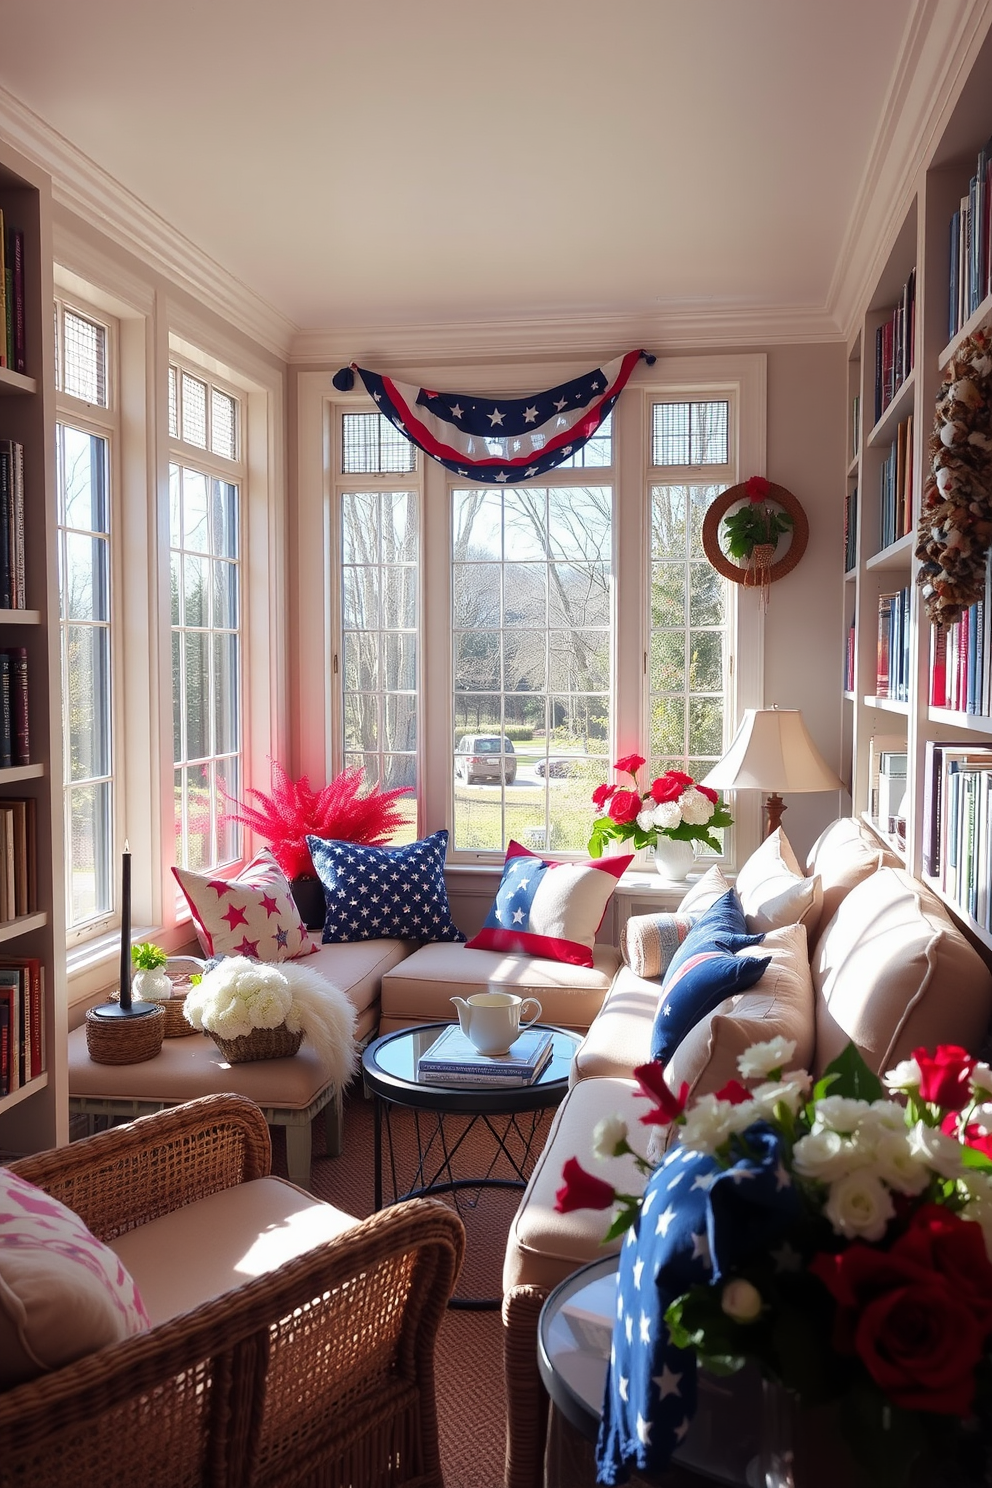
[331,350,654,483]
[596,1123,799,1486]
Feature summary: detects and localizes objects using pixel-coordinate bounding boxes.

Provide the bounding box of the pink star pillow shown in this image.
[172,848,317,962]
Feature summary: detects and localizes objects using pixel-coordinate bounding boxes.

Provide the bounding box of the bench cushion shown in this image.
[378,941,620,1034]
[306,937,416,1040]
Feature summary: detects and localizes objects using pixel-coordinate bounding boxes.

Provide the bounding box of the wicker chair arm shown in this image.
[8,1092,271,1240]
[0,1196,465,1488]
[503,1282,552,1488]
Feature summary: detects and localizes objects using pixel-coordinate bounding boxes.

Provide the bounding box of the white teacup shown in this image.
[451,990,542,1057]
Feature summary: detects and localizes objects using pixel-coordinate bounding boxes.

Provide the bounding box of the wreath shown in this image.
[915,327,992,626]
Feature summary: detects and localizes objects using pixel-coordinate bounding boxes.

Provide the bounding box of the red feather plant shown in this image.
[223,762,410,881]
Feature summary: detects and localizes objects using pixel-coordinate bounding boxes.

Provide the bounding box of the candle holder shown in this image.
[85,839,167,1063]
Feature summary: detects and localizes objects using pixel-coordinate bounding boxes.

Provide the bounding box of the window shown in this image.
[55,302,116,933]
[335,412,419,842]
[170,363,243,871]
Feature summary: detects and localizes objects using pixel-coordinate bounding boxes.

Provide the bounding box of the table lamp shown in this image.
[701,707,843,838]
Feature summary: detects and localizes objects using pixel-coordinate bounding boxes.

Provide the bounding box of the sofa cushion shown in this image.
[677,865,732,915]
[0,1168,150,1387]
[571,964,661,1082]
[805,817,900,946]
[503,1076,646,1295]
[465,841,630,968]
[111,1176,358,1326]
[378,941,620,1034]
[307,937,416,1041]
[734,827,822,935]
[811,867,992,1079]
[308,829,465,945]
[172,848,317,962]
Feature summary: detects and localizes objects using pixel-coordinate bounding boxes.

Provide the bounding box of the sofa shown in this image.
[498,817,992,1488]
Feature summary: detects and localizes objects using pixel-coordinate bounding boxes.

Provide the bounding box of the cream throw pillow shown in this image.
[677,865,732,916]
[735,828,823,936]
[804,816,900,946]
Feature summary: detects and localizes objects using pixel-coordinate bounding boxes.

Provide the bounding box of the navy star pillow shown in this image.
[660,889,762,992]
[651,889,768,1063]
[307,829,465,945]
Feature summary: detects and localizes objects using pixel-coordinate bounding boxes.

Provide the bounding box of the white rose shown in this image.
[679,1095,741,1155]
[652,800,682,830]
[971,1063,992,1096]
[792,1129,860,1182]
[592,1115,629,1160]
[823,1169,896,1242]
[737,1038,797,1081]
[860,1100,909,1134]
[908,1120,966,1179]
[750,1077,809,1122]
[811,1096,872,1135]
[721,1279,762,1323]
[883,1058,922,1093]
[678,787,715,826]
[859,1128,930,1196]
[970,1102,992,1135]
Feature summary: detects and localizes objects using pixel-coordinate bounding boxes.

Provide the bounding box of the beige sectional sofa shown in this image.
[498,818,992,1488]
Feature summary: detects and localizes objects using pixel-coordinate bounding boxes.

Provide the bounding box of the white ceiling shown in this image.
[0,0,926,344]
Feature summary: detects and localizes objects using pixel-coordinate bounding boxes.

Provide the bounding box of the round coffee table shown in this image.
[362,1022,580,1308]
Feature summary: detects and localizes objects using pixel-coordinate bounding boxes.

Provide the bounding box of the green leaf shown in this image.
[819,1043,883,1104]
[959,1144,992,1172]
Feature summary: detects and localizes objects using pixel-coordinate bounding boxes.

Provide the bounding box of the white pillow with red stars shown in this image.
[172,848,317,962]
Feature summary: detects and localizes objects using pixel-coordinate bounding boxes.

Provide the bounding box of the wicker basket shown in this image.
[206,1022,303,1063]
[85,1004,166,1065]
[162,954,205,1038]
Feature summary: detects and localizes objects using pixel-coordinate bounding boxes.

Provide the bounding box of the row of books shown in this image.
[0,796,36,921]
[851,394,860,460]
[879,415,914,550]
[0,957,44,1097]
[948,135,992,341]
[0,212,26,375]
[929,553,992,715]
[843,487,858,573]
[923,742,992,932]
[876,588,911,702]
[874,269,916,425]
[416,1024,554,1086]
[0,648,29,768]
[844,618,856,693]
[0,439,26,608]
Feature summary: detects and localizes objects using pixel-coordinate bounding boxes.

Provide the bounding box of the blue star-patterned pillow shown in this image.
[307,829,465,945]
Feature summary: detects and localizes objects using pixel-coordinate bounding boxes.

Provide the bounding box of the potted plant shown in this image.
[129,942,172,1003]
[721,474,794,568]
[223,762,411,927]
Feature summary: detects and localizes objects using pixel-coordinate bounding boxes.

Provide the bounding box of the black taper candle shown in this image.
[119,842,132,1010]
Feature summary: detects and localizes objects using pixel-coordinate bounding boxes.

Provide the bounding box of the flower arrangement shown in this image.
[223,761,410,881]
[587,754,733,858]
[129,941,171,1002]
[555,1040,992,1486]
[721,474,795,562]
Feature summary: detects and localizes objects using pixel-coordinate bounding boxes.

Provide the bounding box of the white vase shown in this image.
[652,836,696,882]
[132,967,172,1003]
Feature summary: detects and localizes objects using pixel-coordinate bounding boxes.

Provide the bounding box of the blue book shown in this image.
[417,1023,553,1084]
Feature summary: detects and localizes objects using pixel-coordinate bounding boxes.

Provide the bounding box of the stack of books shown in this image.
[417,1024,554,1086]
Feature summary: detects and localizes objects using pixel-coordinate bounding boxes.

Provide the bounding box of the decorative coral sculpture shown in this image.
[223,762,410,881]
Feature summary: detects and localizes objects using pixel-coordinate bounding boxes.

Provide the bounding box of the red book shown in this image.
[931,625,947,707]
[0,958,43,1076]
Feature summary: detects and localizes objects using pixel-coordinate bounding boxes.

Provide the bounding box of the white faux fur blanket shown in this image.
[277,959,359,1088]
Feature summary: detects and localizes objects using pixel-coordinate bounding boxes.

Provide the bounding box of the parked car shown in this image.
[454,735,517,785]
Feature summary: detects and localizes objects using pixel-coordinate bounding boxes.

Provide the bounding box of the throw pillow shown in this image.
[676,865,732,916]
[620,911,695,979]
[465,841,631,968]
[307,829,464,944]
[735,827,823,935]
[0,1169,150,1388]
[660,888,764,993]
[804,816,901,946]
[650,939,770,1065]
[172,848,317,962]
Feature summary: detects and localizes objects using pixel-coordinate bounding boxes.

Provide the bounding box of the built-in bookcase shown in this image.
[0,143,66,1156]
[844,17,992,956]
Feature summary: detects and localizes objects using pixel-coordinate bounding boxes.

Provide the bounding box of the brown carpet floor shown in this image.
[271,1078,555,1488]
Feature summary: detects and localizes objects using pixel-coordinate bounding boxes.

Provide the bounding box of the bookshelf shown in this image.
[0,143,66,1155]
[844,17,992,949]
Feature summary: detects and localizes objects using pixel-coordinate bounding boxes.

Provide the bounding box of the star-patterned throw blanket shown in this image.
[596,1123,799,1485]
[307,829,465,944]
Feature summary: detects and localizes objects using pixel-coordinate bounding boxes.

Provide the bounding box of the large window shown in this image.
[55,302,115,934]
[170,364,243,871]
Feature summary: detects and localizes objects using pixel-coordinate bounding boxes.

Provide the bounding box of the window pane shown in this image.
[168,366,178,438]
[342,412,416,474]
[182,469,209,552]
[66,624,111,780]
[211,388,237,459]
[213,633,239,755]
[63,533,109,622]
[181,373,208,448]
[652,401,729,466]
[211,479,239,558]
[62,309,107,406]
[67,781,112,924]
[59,425,108,531]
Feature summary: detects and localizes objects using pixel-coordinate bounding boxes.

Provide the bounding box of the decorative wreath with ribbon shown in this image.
[915,327,992,627]
[701,478,808,608]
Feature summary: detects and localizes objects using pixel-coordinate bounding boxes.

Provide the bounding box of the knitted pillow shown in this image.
[308,829,464,944]
[173,848,317,961]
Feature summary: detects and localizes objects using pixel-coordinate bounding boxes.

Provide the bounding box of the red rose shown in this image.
[713,1079,752,1106]
[607,789,641,825]
[592,783,617,810]
[912,1044,976,1110]
[554,1156,617,1213]
[650,775,684,803]
[810,1206,992,1415]
[614,753,646,777]
[745,475,770,502]
[696,783,718,804]
[632,1061,689,1125]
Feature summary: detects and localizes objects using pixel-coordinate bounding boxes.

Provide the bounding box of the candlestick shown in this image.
[119,842,132,1010]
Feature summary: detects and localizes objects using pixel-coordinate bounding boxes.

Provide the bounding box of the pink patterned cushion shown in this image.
[0,1168,150,1387]
[173,848,317,962]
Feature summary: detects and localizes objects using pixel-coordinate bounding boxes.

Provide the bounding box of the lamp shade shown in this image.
[701,709,843,794]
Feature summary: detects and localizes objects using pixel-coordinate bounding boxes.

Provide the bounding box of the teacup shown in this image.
[451,990,542,1057]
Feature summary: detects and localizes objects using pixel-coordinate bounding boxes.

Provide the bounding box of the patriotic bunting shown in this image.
[332,349,654,483]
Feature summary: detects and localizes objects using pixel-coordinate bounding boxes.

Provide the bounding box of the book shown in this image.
[0,993,8,1097]
[0,957,43,1076]
[0,797,34,916]
[0,965,25,1086]
[10,228,25,374]
[0,977,14,1095]
[6,646,28,765]
[417,1023,554,1084]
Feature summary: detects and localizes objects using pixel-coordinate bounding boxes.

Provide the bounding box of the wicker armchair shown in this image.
[0,1093,465,1488]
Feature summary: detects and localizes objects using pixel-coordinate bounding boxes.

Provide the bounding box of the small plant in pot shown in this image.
[130,942,172,1003]
[223,761,411,928]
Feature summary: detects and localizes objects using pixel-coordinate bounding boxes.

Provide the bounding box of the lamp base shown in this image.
[89,999,160,1019]
[764,793,786,838]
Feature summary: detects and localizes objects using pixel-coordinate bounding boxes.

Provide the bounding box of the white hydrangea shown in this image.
[678,787,715,826]
[737,1038,797,1081]
[183,956,293,1040]
[592,1114,629,1160]
[636,809,656,834]
[652,800,683,831]
[823,1168,896,1242]
[882,1058,922,1093]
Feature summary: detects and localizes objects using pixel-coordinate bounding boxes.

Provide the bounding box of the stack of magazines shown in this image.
[417,1024,554,1086]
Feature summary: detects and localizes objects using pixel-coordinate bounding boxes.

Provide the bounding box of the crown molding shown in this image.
[829,0,991,337]
[289,302,843,371]
[0,86,298,361]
